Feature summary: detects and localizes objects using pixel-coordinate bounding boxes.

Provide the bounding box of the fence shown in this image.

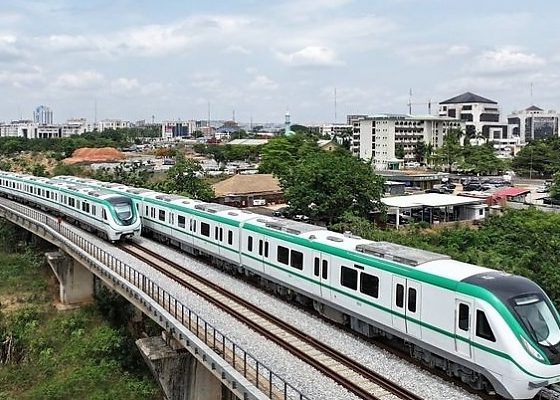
[0,199,308,400]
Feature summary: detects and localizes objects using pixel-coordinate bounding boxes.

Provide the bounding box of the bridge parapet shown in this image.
[0,198,309,400]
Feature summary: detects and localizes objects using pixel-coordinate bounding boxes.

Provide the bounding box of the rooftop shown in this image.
[381,193,485,208]
[440,92,497,105]
[492,187,531,197]
[212,174,281,197]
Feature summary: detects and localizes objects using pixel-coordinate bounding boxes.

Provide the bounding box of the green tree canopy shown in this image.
[280,150,385,224]
[433,128,463,172]
[512,137,560,178]
[155,154,214,201]
[258,134,319,178]
[460,142,505,174]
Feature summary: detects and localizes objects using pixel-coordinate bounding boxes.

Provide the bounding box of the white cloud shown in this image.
[46,35,98,53]
[397,44,471,65]
[471,48,545,74]
[249,75,278,91]
[0,34,27,62]
[110,77,140,92]
[276,46,343,67]
[225,44,251,55]
[190,73,222,91]
[52,70,104,91]
[0,65,43,87]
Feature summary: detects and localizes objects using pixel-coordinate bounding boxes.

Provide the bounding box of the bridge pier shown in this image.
[137,332,224,400]
[45,251,94,305]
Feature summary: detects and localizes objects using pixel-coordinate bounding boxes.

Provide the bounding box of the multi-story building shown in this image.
[317,123,352,138]
[508,106,559,143]
[161,120,200,139]
[95,119,131,132]
[61,118,88,137]
[438,92,508,141]
[33,105,53,124]
[351,114,464,170]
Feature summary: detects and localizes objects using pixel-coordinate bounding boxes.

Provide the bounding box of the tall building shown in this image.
[438,92,508,140]
[33,105,53,124]
[284,111,292,136]
[508,106,559,143]
[350,114,464,170]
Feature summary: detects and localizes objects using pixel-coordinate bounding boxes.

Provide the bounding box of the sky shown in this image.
[0,0,558,125]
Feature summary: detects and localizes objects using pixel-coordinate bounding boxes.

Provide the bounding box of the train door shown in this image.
[454,299,472,359]
[392,276,406,332]
[406,281,422,339]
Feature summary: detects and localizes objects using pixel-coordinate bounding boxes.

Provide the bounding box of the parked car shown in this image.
[536,186,549,193]
[273,207,289,217]
[543,197,560,206]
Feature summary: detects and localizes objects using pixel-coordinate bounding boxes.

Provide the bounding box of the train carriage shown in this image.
[0,172,140,241]
[51,174,560,399]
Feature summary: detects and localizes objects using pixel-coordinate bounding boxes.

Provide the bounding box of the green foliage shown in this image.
[154,153,214,200]
[193,143,261,166]
[512,137,560,178]
[290,124,311,135]
[258,134,319,178]
[395,144,405,160]
[550,172,560,199]
[50,162,84,177]
[0,127,160,159]
[460,142,505,174]
[433,128,463,172]
[281,150,385,224]
[0,250,159,399]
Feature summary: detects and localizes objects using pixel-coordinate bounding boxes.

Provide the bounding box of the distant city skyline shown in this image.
[0,0,558,124]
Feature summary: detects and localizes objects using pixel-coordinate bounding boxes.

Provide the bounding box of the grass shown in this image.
[0,250,159,400]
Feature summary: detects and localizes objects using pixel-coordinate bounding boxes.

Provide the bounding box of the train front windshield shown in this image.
[512,294,560,347]
[108,197,135,225]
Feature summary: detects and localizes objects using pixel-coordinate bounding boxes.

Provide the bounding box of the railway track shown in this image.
[119,241,424,400]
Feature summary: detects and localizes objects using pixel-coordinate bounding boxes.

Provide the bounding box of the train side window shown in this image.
[145,206,148,215]
[396,284,404,308]
[277,246,289,265]
[169,213,174,225]
[459,304,469,331]
[82,202,89,213]
[158,210,165,222]
[214,226,219,240]
[228,230,233,245]
[408,287,417,312]
[258,240,263,255]
[322,260,328,279]
[76,200,81,209]
[92,205,96,215]
[102,209,107,220]
[248,236,253,252]
[360,273,379,298]
[314,257,320,277]
[290,250,303,270]
[219,228,223,242]
[178,215,186,229]
[340,266,358,290]
[476,310,496,342]
[46,191,50,199]
[264,241,269,257]
[201,222,210,237]
[69,197,75,207]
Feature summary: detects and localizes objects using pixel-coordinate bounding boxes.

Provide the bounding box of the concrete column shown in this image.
[45,251,94,305]
[137,335,223,400]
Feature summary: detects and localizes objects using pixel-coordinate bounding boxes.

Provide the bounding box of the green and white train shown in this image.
[55,175,560,399]
[0,172,140,241]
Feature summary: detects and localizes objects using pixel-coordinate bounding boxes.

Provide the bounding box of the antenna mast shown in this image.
[408,88,413,114]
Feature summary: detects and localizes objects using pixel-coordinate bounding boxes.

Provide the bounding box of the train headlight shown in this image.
[521,336,545,362]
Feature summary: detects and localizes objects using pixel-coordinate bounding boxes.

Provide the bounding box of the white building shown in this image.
[438,92,508,142]
[317,123,352,138]
[508,105,559,143]
[351,114,464,170]
[95,119,131,132]
[61,118,88,137]
[33,105,53,124]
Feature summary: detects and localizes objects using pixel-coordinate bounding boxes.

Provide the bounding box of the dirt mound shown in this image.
[63,147,126,164]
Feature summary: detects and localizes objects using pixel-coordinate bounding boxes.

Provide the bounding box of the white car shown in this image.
[536,186,549,193]
[404,161,420,168]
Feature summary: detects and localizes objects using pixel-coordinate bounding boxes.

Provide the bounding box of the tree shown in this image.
[434,128,463,172]
[156,154,214,201]
[460,142,505,175]
[395,144,405,160]
[258,134,318,179]
[290,124,311,136]
[414,140,426,164]
[512,137,560,178]
[280,150,385,224]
